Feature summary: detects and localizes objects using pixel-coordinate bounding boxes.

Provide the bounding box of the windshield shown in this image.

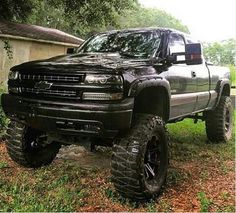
[78,31,161,59]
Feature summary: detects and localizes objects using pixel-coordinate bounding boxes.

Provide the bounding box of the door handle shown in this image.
[191,71,197,78]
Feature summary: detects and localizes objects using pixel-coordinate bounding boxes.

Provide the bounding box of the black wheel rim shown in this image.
[24,128,47,152]
[225,107,231,133]
[29,135,47,150]
[144,136,161,184]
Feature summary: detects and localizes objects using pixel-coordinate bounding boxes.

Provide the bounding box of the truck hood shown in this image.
[12,52,153,73]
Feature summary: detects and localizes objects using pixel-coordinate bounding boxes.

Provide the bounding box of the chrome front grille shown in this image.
[19,72,84,99]
[20,74,83,82]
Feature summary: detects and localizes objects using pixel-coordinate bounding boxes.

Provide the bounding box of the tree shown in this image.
[27,1,70,31]
[28,0,138,38]
[27,2,189,38]
[203,39,236,66]
[0,0,34,21]
[0,0,189,38]
[0,0,137,37]
[118,7,189,33]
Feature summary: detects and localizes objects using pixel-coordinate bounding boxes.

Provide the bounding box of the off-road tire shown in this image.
[111,114,169,200]
[5,121,61,168]
[205,96,233,142]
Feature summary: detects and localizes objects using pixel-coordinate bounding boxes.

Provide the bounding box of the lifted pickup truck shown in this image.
[2,28,233,200]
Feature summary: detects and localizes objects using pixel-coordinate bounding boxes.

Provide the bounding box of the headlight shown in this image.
[82,92,123,100]
[8,71,19,80]
[84,74,123,85]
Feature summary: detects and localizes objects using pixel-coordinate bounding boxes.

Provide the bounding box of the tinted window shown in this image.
[169,33,185,54]
[78,31,161,59]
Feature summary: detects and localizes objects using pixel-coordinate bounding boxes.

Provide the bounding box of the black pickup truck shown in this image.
[1,28,233,200]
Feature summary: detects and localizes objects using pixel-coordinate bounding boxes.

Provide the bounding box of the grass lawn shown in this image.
[0,114,235,212]
[230,65,236,87]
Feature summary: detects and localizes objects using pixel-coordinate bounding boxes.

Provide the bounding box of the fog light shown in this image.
[82,92,123,100]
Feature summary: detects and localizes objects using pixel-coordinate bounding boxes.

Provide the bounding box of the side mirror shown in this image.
[185,43,203,65]
[167,43,203,65]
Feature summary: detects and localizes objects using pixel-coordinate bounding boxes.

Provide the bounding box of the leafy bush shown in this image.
[0,85,8,129]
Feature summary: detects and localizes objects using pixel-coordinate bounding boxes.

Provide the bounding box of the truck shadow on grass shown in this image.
[56,118,234,174]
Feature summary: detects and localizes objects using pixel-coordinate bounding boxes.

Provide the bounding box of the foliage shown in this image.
[0,0,34,21]
[27,0,138,38]
[118,7,189,33]
[1,0,189,38]
[27,1,189,38]
[203,40,236,87]
[1,40,13,60]
[203,39,236,66]
[27,0,69,31]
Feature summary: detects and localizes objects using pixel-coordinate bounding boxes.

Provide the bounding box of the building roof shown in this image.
[0,20,84,46]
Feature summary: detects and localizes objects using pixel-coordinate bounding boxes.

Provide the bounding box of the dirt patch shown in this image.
[160,160,235,212]
[56,144,112,169]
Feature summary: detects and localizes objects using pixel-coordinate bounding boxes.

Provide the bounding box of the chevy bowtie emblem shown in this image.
[34,81,53,90]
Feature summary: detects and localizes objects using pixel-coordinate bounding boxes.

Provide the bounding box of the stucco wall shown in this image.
[0,38,69,84]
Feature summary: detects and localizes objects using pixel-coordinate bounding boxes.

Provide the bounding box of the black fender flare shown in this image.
[128,77,171,121]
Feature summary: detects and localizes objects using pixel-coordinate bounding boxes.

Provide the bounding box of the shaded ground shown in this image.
[0,118,235,212]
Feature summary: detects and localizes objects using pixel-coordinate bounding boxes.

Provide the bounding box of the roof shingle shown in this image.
[0,21,84,45]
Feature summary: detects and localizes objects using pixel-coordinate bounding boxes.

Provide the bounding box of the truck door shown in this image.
[185,37,211,111]
[166,33,197,119]
[191,63,210,110]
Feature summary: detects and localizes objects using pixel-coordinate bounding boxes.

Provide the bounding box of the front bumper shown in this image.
[1,94,134,137]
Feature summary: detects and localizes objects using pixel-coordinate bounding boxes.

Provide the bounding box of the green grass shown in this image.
[0,161,8,169]
[0,111,235,211]
[167,116,235,163]
[0,163,91,212]
[197,191,213,212]
[146,199,156,212]
[230,65,236,87]
[217,204,235,213]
